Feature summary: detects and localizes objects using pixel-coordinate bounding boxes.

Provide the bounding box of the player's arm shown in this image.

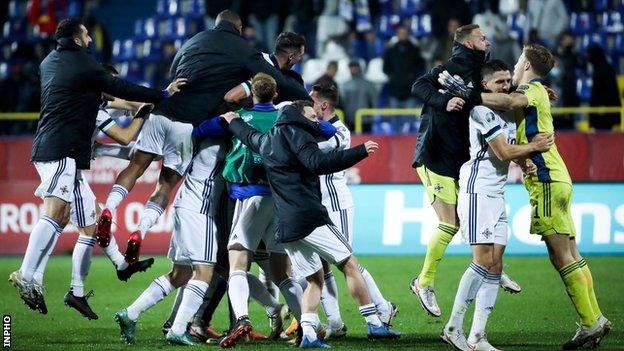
[289,132,373,175]
[318,124,349,152]
[224,81,252,102]
[224,112,265,153]
[192,115,228,138]
[103,103,153,145]
[488,132,553,161]
[411,64,454,110]
[481,92,528,111]
[244,52,311,101]
[109,98,143,111]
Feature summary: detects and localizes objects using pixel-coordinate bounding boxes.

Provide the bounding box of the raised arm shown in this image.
[244,52,311,101]
[225,114,265,154]
[411,65,453,110]
[481,92,528,111]
[103,103,153,145]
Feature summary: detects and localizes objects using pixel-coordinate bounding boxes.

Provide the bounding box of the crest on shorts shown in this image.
[434,183,444,192]
[60,185,69,194]
[482,228,492,239]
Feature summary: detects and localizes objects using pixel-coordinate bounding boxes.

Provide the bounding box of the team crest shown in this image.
[482,228,492,239]
[434,183,444,192]
[60,185,69,194]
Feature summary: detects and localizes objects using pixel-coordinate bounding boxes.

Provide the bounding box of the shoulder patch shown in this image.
[516,84,530,94]
[486,111,496,123]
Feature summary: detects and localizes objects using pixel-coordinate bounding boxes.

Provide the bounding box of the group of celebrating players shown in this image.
[7,8,611,351]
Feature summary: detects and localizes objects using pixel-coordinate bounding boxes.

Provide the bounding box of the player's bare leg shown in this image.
[125,166,182,263]
[11,196,69,314]
[96,150,155,249]
[115,264,192,344]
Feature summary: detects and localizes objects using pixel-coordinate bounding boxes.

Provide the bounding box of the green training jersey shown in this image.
[515,80,571,184]
[222,105,278,185]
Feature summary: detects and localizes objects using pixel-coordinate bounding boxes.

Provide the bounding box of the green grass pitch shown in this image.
[1,255,622,350]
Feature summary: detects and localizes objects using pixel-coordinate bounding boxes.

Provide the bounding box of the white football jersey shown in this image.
[92,109,117,144]
[459,106,516,197]
[319,117,354,211]
[173,138,228,214]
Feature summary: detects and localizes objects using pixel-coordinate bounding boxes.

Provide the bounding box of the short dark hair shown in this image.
[481,59,509,79]
[291,100,314,115]
[327,61,338,69]
[55,18,83,40]
[454,24,480,43]
[523,44,555,77]
[275,32,306,55]
[215,10,241,27]
[312,84,339,107]
[102,63,119,75]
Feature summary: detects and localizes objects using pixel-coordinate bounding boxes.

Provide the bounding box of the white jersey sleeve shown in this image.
[319,117,354,211]
[470,106,504,143]
[91,109,117,145]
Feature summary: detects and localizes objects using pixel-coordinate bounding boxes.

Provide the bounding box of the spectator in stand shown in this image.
[340,61,377,129]
[84,15,111,62]
[473,2,520,69]
[27,0,68,36]
[430,0,473,40]
[587,44,621,130]
[314,61,339,88]
[291,0,321,57]
[524,0,569,50]
[432,17,461,62]
[248,1,281,52]
[153,41,177,90]
[554,32,580,130]
[243,26,269,53]
[383,26,425,133]
[351,30,384,63]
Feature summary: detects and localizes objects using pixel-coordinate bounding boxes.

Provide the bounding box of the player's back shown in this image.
[515,81,571,184]
[459,106,515,197]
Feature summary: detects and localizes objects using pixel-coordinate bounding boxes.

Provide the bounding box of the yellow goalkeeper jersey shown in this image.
[514,80,571,184]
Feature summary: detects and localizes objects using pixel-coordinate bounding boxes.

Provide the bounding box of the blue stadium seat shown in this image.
[112,39,136,62]
[167,0,181,17]
[378,15,401,39]
[410,14,432,38]
[580,33,608,53]
[8,0,27,19]
[144,17,158,38]
[67,0,83,18]
[615,34,624,53]
[378,0,394,16]
[576,74,592,102]
[159,18,175,39]
[191,0,206,17]
[134,19,145,39]
[156,0,167,16]
[400,0,428,17]
[506,13,525,43]
[569,12,595,35]
[141,39,163,62]
[600,11,623,33]
[2,19,27,42]
[594,0,610,12]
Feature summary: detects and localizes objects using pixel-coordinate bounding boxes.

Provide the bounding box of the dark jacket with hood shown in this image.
[153,21,310,125]
[411,41,487,179]
[32,37,166,169]
[227,104,369,243]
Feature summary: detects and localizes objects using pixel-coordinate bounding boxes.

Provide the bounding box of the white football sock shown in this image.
[127,275,175,321]
[278,277,303,322]
[103,234,128,270]
[300,313,320,341]
[259,265,280,301]
[247,272,280,315]
[166,285,186,324]
[70,235,96,297]
[359,303,382,326]
[32,223,62,285]
[448,262,486,330]
[359,265,391,323]
[228,270,249,319]
[138,201,164,239]
[469,273,501,343]
[105,185,128,212]
[171,280,208,335]
[320,271,343,329]
[20,215,63,281]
